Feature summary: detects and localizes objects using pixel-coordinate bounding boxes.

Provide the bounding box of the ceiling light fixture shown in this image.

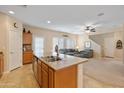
[8,11,15,14]
[97,13,104,16]
[47,20,51,24]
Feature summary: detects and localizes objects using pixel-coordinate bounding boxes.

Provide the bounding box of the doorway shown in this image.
[9,29,22,71]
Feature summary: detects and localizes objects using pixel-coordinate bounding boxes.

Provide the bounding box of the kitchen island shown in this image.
[33,54,88,88]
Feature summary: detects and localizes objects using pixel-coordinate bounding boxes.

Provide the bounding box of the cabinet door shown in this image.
[0,56,1,76]
[34,59,37,80]
[42,69,48,88]
[37,62,42,87]
[49,68,54,88]
[23,33,32,44]
[1,56,4,74]
[32,56,37,72]
[23,52,33,64]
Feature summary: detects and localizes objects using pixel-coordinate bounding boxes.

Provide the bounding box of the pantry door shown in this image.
[9,29,22,71]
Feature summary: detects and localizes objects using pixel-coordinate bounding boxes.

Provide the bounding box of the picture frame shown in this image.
[116,40,123,49]
[84,41,91,48]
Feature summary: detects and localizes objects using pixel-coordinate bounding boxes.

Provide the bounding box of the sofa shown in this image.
[59,49,78,55]
[74,49,93,58]
[59,49,93,58]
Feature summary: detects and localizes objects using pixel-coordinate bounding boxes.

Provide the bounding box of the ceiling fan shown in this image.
[81,21,102,33]
[84,26,96,32]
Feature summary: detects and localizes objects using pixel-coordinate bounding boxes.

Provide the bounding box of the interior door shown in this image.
[104,37,115,58]
[9,29,22,71]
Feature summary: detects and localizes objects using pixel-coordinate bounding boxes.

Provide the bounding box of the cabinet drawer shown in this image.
[42,62,48,72]
[23,52,33,64]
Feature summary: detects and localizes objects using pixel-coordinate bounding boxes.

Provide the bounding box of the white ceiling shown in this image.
[0,5,124,34]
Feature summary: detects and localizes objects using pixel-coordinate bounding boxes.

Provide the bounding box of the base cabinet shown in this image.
[0,53,4,78]
[33,57,38,80]
[37,62,42,87]
[42,69,49,88]
[23,51,33,64]
[48,68,54,88]
[33,56,77,88]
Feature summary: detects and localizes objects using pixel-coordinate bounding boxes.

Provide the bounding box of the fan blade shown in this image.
[90,28,96,32]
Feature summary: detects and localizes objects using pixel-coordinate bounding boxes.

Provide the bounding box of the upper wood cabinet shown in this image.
[23,32,32,45]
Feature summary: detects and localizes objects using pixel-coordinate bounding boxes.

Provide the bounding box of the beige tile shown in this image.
[0,64,39,88]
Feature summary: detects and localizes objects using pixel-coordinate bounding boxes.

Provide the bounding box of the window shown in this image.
[66,39,76,49]
[53,37,76,52]
[53,37,64,53]
[33,36,44,57]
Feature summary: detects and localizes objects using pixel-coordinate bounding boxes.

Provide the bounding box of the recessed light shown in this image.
[8,11,15,14]
[47,20,51,24]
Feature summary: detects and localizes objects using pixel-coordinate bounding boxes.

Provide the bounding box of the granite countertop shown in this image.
[35,53,88,70]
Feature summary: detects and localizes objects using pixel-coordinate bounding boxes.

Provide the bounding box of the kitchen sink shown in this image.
[42,56,62,62]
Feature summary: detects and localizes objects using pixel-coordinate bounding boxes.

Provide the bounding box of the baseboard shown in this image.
[104,56,114,58]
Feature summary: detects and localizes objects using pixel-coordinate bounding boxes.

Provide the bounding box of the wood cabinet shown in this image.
[37,61,42,87]
[48,68,54,88]
[23,51,33,64]
[54,65,77,88]
[32,56,77,88]
[0,52,4,78]
[23,31,33,64]
[32,57,49,88]
[42,69,49,88]
[23,33,32,45]
[33,56,38,80]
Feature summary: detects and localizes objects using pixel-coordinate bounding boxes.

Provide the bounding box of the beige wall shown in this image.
[89,29,124,61]
[114,29,124,61]
[77,34,102,58]
[0,13,8,72]
[0,13,23,72]
[24,25,78,56]
[90,32,115,57]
